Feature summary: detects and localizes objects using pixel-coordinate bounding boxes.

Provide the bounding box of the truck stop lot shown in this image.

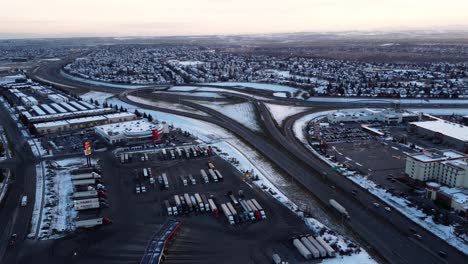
[14,151,316,264]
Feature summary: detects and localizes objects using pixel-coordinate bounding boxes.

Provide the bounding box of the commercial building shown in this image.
[409,120,468,153]
[94,119,169,144]
[327,108,420,124]
[405,149,468,188]
[425,183,468,215]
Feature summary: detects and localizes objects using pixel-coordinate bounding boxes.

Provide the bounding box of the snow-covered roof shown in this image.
[441,159,468,170]
[95,119,161,136]
[410,120,468,142]
[66,115,107,125]
[408,149,466,162]
[439,186,468,204]
[103,112,136,119]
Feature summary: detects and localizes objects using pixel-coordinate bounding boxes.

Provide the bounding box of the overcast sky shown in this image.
[0,0,467,38]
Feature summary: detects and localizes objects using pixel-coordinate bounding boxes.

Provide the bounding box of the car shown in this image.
[437,251,447,258]
[385,207,392,212]
[135,185,141,194]
[414,233,422,240]
[373,202,380,207]
[149,177,155,185]
[351,189,358,195]
[8,234,17,246]
[141,185,146,193]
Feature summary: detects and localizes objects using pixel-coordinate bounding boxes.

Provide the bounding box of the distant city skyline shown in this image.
[0,0,467,38]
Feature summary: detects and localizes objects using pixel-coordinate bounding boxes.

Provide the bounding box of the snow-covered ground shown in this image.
[106,97,375,263]
[80,91,114,104]
[28,139,49,157]
[203,101,261,131]
[127,95,209,116]
[265,103,311,126]
[31,158,89,240]
[168,86,274,100]
[204,82,299,92]
[61,70,149,89]
[293,110,468,254]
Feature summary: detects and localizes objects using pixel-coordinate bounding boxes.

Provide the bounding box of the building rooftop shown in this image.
[410,120,468,142]
[408,149,466,162]
[95,119,161,136]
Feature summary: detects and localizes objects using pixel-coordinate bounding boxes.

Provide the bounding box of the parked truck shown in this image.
[174,195,181,214]
[176,148,182,158]
[162,173,169,189]
[214,169,224,181]
[300,237,320,258]
[185,148,191,158]
[73,190,98,199]
[307,236,327,257]
[200,194,209,211]
[240,200,255,221]
[247,200,261,220]
[251,199,266,219]
[226,202,239,223]
[208,161,215,169]
[170,150,176,159]
[316,236,336,257]
[228,192,239,206]
[194,193,204,212]
[180,175,188,186]
[208,169,218,182]
[188,174,196,185]
[293,239,312,260]
[120,154,125,164]
[164,200,173,216]
[329,199,349,219]
[143,168,149,178]
[221,203,235,225]
[200,169,209,183]
[184,193,193,211]
[72,179,96,186]
[208,199,219,217]
[75,217,112,228]
[161,148,167,159]
[190,195,198,211]
[74,198,100,211]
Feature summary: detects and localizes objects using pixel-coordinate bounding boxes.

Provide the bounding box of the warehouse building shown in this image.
[327,108,420,124]
[405,149,468,188]
[409,120,468,153]
[94,119,169,144]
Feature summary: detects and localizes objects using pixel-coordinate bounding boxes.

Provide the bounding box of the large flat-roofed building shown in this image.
[409,120,468,153]
[327,108,420,124]
[33,112,137,135]
[405,149,468,188]
[94,119,169,144]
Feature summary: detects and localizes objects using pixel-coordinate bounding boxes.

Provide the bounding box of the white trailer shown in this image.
[184,193,193,211]
[73,190,98,199]
[214,169,224,181]
[71,173,100,181]
[251,199,266,219]
[120,154,125,164]
[293,239,312,260]
[170,150,175,159]
[300,237,320,258]
[72,179,95,186]
[124,153,129,163]
[180,175,188,186]
[208,169,218,182]
[240,200,255,220]
[190,195,198,211]
[200,169,209,183]
[185,148,190,158]
[143,168,149,178]
[162,173,169,189]
[176,148,182,158]
[164,200,173,216]
[315,237,336,257]
[200,194,209,211]
[329,199,349,219]
[161,148,167,159]
[75,217,110,228]
[194,193,204,212]
[74,198,100,210]
[221,203,234,225]
[188,174,196,185]
[229,194,239,206]
[307,236,327,257]
[208,161,215,169]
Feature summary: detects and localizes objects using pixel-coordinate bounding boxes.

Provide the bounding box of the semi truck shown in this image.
[194,193,204,212]
[164,200,173,216]
[228,193,239,206]
[200,169,209,183]
[240,200,255,220]
[184,193,193,211]
[214,169,224,181]
[251,199,266,219]
[200,194,209,211]
[72,179,95,186]
[120,154,125,164]
[226,202,239,223]
[221,203,235,225]
[180,175,188,186]
[73,190,98,199]
[188,174,196,185]
[176,148,182,158]
[300,237,320,258]
[247,200,261,220]
[75,217,112,228]
[74,198,100,211]
[316,236,336,257]
[307,236,327,257]
[190,195,198,211]
[174,195,181,214]
[170,150,176,159]
[208,161,215,169]
[208,198,219,217]
[71,172,101,181]
[161,148,167,159]
[293,239,312,260]
[208,169,218,182]
[329,199,349,219]
[124,153,129,163]
[162,173,169,189]
[185,148,191,158]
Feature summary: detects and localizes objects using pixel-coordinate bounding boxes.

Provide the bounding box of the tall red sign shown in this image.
[152,129,159,141]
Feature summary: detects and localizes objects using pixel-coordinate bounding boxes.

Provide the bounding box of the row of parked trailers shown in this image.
[160,145,213,160]
[292,235,336,260]
[220,197,266,225]
[165,193,213,216]
[71,172,108,211]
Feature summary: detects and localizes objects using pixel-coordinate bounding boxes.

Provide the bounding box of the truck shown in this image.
[174,195,182,214]
[228,193,239,206]
[162,173,169,189]
[300,237,320,258]
[293,239,312,260]
[21,196,27,207]
[200,194,209,211]
[144,153,148,161]
[188,174,196,185]
[180,175,188,186]
[120,154,125,164]
[208,199,219,217]
[161,148,167,159]
[73,190,98,199]
[307,236,327,257]
[208,169,218,182]
[251,199,266,219]
[240,200,255,221]
[329,199,349,219]
[176,148,182,158]
[75,217,112,228]
[194,193,204,212]
[247,200,261,220]
[184,193,193,211]
[208,161,215,169]
[191,147,197,157]
[124,153,129,163]
[200,169,209,183]
[221,203,235,225]
[72,179,96,186]
[226,202,239,223]
[190,195,198,211]
[315,237,336,257]
[214,169,224,181]
[71,172,101,180]
[143,168,149,178]
[185,148,191,158]
[164,200,173,216]
[74,198,100,211]
[170,150,176,160]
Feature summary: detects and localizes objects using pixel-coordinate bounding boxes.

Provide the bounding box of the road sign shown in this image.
[83,140,92,156]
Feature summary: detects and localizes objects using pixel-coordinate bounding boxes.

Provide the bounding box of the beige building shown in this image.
[405,149,468,188]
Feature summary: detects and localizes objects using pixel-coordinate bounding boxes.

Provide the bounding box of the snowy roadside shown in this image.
[292,110,468,254]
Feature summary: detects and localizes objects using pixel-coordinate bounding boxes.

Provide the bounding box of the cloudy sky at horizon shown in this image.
[0,0,467,38]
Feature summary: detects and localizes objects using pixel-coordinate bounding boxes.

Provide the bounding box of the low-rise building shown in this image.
[409,120,468,153]
[327,108,420,124]
[94,119,169,144]
[405,149,468,188]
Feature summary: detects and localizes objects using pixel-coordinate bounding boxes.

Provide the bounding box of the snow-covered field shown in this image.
[265,103,311,126]
[106,97,375,263]
[61,70,149,89]
[293,110,468,254]
[168,86,274,100]
[31,158,89,240]
[80,91,114,104]
[203,101,261,131]
[127,95,209,116]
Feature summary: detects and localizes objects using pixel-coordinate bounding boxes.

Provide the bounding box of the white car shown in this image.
[141,185,146,193]
[135,185,141,194]
[385,207,392,212]
[373,202,380,207]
